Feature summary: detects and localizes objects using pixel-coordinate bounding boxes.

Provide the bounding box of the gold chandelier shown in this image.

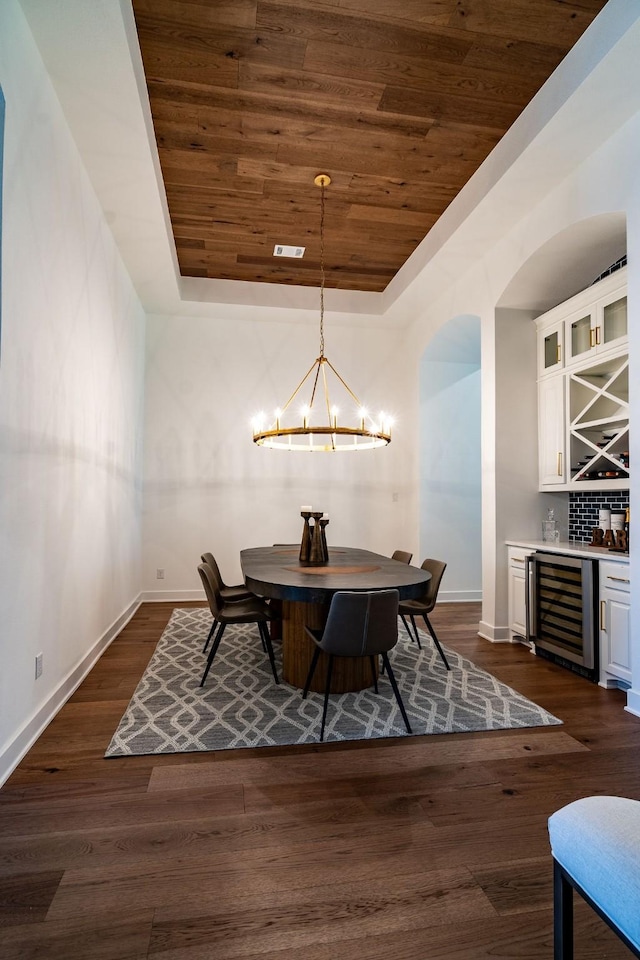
[252,174,393,452]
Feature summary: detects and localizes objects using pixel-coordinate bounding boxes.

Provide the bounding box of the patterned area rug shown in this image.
[105,607,561,756]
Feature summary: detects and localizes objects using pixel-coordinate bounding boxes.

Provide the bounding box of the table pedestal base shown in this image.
[282,599,379,693]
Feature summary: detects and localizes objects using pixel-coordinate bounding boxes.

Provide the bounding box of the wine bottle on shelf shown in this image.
[626,507,630,550]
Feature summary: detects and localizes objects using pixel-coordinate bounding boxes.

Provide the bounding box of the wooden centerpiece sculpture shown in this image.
[299,507,329,565]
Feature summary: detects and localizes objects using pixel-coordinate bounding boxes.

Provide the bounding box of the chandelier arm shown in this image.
[320,359,337,450]
[322,356,363,408]
[321,358,332,423]
[278,358,322,415]
[308,356,323,411]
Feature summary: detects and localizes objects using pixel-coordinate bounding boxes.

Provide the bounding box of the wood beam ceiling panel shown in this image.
[132,0,609,293]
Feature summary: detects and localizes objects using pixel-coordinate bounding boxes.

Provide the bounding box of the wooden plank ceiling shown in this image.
[131,0,609,293]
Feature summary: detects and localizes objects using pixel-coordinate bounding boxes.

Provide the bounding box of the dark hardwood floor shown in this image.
[2,600,639,959]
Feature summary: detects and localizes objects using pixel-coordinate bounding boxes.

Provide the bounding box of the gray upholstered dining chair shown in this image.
[197,563,279,687]
[302,589,412,742]
[398,558,450,670]
[391,550,413,564]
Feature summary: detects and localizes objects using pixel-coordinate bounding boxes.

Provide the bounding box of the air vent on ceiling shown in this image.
[273,244,305,258]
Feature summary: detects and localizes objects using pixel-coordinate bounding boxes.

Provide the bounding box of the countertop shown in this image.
[506,539,629,562]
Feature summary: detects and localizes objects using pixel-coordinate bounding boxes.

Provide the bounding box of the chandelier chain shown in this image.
[251,172,392,451]
[319,179,325,359]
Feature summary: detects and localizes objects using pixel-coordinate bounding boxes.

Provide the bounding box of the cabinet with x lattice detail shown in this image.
[568,354,628,486]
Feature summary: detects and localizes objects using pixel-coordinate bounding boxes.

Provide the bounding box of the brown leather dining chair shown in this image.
[197,563,279,688]
[398,559,450,670]
[201,551,252,603]
[302,589,412,742]
[201,551,275,652]
[391,550,413,564]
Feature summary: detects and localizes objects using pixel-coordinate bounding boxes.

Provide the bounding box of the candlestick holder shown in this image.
[299,511,312,563]
[308,512,326,565]
[319,518,329,563]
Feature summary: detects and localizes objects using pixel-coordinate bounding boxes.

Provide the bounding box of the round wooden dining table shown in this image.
[240,545,431,693]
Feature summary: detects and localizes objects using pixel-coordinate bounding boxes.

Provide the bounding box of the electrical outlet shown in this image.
[392,492,399,502]
[156,568,165,580]
[35,653,43,679]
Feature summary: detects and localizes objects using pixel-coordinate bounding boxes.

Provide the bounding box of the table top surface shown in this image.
[241,545,430,603]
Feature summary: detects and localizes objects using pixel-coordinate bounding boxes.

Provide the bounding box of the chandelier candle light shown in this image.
[252,175,393,452]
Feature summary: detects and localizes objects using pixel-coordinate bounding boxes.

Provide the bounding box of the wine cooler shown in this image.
[526,552,598,681]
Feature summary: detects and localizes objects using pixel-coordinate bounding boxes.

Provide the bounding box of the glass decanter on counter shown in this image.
[542,508,560,543]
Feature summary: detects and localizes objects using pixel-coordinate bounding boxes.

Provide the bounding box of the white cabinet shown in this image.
[568,354,629,483]
[508,547,530,641]
[536,267,628,492]
[538,318,564,375]
[565,284,627,368]
[536,268,627,381]
[599,559,631,687]
[538,376,566,485]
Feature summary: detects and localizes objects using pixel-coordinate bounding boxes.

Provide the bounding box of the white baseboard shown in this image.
[0,595,142,788]
[139,589,204,602]
[440,590,482,603]
[477,620,512,643]
[624,688,640,718]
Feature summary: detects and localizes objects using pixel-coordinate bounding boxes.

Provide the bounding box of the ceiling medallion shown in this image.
[252,174,393,452]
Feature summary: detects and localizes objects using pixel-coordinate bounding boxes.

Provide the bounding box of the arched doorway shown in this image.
[483,212,627,637]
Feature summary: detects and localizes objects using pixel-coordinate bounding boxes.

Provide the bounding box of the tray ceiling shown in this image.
[131,0,608,293]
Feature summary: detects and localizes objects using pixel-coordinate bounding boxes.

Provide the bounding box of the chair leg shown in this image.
[320,655,334,742]
[302,647,321,699]
[200,622,226,687]
[203,618,217,653]
[553,859,574,960]
[409,615,422,649]
[400,614,413,642]
[259,622,279,684]
[369,655,378,693]
[381,653,412,734]
[423,614,450,670]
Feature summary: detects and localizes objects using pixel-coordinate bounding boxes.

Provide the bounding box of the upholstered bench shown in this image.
[548,796,640,959]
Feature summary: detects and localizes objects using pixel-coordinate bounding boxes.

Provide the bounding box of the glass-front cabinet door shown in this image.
[538,319,563,376]
[569,311,593,363]
[600,294,627,348]
[565,287,627,366]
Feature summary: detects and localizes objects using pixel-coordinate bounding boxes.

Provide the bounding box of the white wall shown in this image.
[0,0,146,783]
[3,0,639,776]
[419,315,482,601]
[139,29,640,699]
[142,311,415,595]
[391,108,639,659]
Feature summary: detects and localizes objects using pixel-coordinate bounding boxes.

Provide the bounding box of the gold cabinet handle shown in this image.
[557,452,562,476]
[600,601,606,631]
[589,328,596,348]
[556,344,561,363]
[607,575,630,584]
[512,558,525,565]
[595,325,601,345]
